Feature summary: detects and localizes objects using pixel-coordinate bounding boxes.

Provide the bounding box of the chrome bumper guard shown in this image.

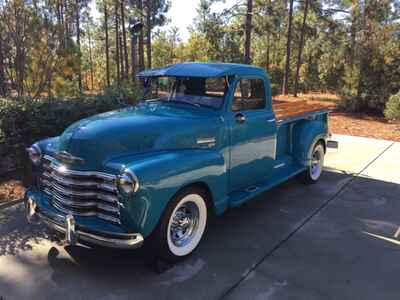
[25,196,144,249]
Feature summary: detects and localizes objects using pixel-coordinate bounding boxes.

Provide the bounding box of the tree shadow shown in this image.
[0,204,63,256]
[0,170,399,299]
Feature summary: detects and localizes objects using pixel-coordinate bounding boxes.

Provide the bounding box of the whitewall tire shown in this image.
[150,186,209,262]
[167,194,207,257]
[299,142,325,184]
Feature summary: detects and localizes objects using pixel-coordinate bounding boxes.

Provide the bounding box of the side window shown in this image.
[232,78,266,112]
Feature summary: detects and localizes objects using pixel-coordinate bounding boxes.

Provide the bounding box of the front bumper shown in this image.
[24,193,144,249]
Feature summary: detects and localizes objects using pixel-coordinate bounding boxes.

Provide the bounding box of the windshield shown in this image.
[142,76,228,109]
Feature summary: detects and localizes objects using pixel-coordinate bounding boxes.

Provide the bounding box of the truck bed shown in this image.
[272,100,329,123]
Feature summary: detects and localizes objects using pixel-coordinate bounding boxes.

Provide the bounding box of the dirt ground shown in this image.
[0,175,24,204]
[1,93,399,204]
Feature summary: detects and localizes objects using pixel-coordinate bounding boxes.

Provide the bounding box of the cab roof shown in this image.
[137,62,267,78]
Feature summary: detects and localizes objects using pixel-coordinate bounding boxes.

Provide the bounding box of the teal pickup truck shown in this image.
[25,62,333,261]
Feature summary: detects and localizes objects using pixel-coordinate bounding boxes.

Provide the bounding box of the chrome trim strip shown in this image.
[41,179,118,203]
[273,163,286,169]
[48,190,119,213]
[43,171,117,192]
[44,188,119,213]
[197,137,216,145]
[50,199,121,224]
[43,155,116,181]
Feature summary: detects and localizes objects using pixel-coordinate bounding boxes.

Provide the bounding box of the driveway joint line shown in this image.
[218,141,395,300]
[0,198,23,211]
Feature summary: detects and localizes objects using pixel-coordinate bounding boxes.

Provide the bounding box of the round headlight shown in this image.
[117,171,139,196]
[27,144,42,165]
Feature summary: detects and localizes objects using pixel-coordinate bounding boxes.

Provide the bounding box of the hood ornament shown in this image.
[55,151,85,165]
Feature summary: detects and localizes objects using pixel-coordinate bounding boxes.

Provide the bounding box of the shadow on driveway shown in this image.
[0,170,399,300]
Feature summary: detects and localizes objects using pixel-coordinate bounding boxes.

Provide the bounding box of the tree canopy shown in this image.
[0,0,399,115]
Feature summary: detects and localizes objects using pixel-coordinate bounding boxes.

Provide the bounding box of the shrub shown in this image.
[384,91,400,121]
[338,86,361,111]
[0,93,139,173]
[270,83,280,96]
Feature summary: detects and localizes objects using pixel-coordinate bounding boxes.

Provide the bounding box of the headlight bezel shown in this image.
[27,143,42,165]
[117,170,140,197]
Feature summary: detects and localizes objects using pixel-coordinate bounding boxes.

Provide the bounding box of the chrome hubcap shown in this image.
[311,149,322,178]
[170,202,199,247]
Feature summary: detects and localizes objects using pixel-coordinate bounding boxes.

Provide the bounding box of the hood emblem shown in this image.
[55,151,85,165]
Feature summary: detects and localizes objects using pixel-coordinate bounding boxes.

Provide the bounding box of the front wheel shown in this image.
[299,142,325,184]
[149,187,208,262]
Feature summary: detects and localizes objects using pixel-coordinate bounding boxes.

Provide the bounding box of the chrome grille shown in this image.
[40,155,121,224]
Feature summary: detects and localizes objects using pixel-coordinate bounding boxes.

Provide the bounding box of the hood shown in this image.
[52,102,222,170]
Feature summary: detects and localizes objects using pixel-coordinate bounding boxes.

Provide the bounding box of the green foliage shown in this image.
[270,84,280,97]
[0,93,138,172]
[267,65,284,90]
[384,92,400,121]
[103,81,143,105]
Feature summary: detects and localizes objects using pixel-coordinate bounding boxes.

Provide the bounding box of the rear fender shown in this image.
[292,119,328,166]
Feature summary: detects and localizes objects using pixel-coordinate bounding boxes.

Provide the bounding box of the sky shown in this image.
[164,0,238,41]
[90,0,238,42]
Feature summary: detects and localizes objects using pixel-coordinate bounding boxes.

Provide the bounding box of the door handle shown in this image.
[235,113,246,124]
[267,118,276,123]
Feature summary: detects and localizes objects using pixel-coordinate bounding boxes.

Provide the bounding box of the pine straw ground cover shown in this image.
[1,93,399,204]
[0,174,24,204]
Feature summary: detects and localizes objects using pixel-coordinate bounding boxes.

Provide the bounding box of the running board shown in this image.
[228,164,306,207]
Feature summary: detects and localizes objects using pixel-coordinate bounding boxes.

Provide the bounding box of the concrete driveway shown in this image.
[0,134,399,300]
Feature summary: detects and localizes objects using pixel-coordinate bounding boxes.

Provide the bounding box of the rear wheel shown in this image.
[150,186,208,262]
[299,142,325,184]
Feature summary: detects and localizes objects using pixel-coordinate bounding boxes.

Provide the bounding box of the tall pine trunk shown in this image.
[131,35,137,80]
[349,1,358,81]
[120,0,129,78]
[282,0,294,95]
[357,0,367,99]
[138,0,145,71]
[244,0,253,64]
[0,31,6,96]
[266,32,270,71]
[88,28,94,90]
[119,30,124,77]
[266,0,271,71]
[56,0,65,49]
[104,2,111,87]
[14,7,25,97]
[146,0,152,69]
[294,0,309,97]
[115,1,120,87]
[76,0,82,93]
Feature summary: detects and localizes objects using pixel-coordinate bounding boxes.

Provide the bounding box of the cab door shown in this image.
[228,77,277,191]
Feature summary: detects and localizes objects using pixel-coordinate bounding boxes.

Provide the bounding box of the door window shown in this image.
[232,79,266,112]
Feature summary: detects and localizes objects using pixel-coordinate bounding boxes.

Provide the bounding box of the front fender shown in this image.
[107,149,228,237]
[292,119,328,166]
